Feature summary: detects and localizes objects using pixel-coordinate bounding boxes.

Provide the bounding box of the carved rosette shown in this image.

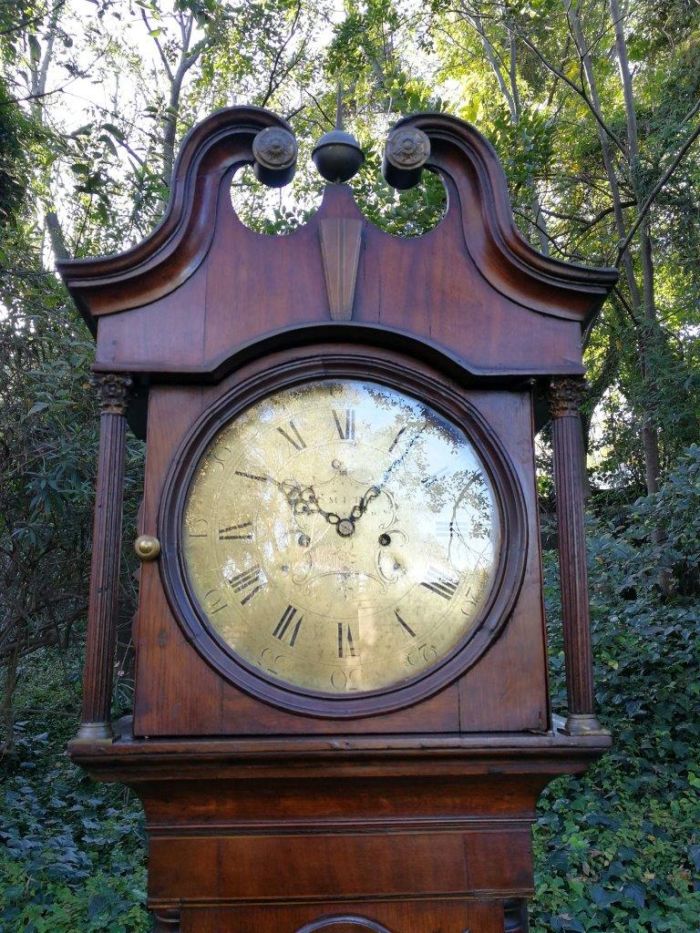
[91,372,133,415]
[252,126,297,187]
[383,126,431,190]
[385,126,431,170]
[253,126,298,170]
[549,376,586,419]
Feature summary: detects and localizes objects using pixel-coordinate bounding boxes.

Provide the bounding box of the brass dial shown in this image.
[182,380,501,694]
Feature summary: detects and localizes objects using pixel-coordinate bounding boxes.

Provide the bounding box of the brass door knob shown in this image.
[134,535,161,561]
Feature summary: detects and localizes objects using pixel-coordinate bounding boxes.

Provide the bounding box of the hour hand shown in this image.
[234,470,318,516]
[348,485,381,523]
[281,481,320,516]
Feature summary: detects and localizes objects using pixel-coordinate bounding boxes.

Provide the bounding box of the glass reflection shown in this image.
[182,380,500,693]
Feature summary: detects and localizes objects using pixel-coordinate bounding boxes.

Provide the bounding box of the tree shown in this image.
[432,0,700,495]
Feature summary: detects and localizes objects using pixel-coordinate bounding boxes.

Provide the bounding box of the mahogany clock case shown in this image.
[58,107,616,931]
[135,340,549,738]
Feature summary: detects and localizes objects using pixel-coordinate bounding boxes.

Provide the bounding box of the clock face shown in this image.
[181,380,501,695]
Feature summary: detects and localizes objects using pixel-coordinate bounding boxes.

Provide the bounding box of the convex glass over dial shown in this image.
[182,380,501,694]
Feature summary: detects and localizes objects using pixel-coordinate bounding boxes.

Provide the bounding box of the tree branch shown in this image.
[0,0,67,37]
[517,18,626,155]
[141,8,174,82]
[615,122,700,265]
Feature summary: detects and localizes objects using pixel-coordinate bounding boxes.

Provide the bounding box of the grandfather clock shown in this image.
[59,107,617,932]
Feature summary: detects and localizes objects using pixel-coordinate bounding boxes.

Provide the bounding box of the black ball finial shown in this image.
[312,83,364,183]
[312,128,364,183]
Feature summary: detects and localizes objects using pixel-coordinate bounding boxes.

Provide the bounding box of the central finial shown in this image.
[312,85,364,183]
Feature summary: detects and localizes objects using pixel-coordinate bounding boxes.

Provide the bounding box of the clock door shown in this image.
[134,347,545,734]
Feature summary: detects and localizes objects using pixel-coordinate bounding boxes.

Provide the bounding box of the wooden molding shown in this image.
[57,107,617,336]
[56,106,295,329]
[392,112,618,325]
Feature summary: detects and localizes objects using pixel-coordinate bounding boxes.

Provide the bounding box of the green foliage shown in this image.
[0,78,33,228]
[532,451,700,930]
[0,652,149,932]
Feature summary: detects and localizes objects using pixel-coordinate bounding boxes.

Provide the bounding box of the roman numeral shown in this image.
[333,408,355,440]
[337,622,357,658]
[394,609,416,638]
[273,605,303,646]
[421,566,459,601]
[218,521,253,541]
[229,565,266,605]
[436,520,453,538]
[277,421,306,451]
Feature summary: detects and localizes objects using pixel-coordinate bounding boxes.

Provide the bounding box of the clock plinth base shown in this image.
[70,720,609,933]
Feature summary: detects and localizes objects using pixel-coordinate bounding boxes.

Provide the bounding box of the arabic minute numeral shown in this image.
[407,642,439,667]
[203,588,228,614]
[436,520,455,539]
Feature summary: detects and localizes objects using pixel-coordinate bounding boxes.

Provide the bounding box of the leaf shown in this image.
[27,401,49,416]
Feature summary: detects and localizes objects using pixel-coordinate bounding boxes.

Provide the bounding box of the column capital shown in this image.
[91,373,133,415]
[549,375,586,419]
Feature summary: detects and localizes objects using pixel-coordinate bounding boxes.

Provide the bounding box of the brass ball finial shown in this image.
[134,534,161,562]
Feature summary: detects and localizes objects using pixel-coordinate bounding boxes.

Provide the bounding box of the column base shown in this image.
[562,713,607,736]
[74,721,114,742]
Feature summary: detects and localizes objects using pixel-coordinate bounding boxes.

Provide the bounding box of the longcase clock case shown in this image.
[59,106,616,932]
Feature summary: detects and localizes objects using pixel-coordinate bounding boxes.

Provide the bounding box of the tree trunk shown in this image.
[609,0,661,494]
[1,645,20,751]
[564,0,662,495]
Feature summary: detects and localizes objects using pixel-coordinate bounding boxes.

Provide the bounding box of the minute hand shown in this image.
[377,427,425,490]
[348,427,425,523]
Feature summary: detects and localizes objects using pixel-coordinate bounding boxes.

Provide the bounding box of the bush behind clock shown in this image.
[0,448,698,931]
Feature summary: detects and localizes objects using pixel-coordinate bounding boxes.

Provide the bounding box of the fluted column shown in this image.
[76,373,132,741]
[550,377,603,735]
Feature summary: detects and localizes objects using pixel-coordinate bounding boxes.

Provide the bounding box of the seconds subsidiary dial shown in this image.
[181,380,501,695]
